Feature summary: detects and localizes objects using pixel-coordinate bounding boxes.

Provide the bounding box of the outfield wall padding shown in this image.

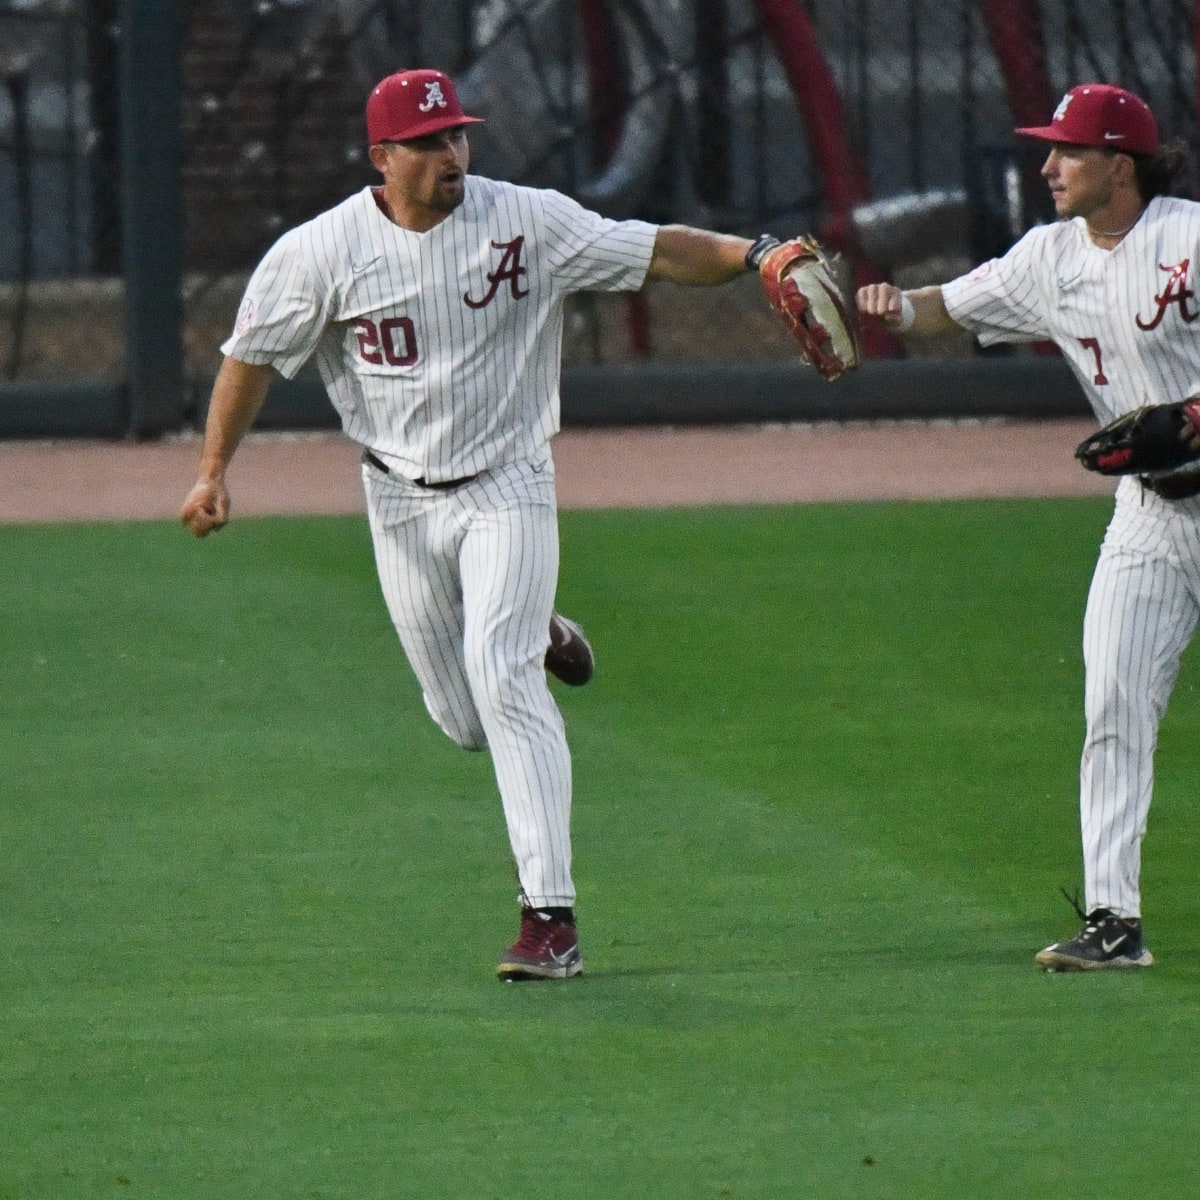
[0,358,1089,440]
[0,383,128,439]
[558,357,1088,425]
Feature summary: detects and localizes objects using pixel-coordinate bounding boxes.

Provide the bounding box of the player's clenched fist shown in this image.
[855,282,906,325]
[180,477,230,537]
[855,283,955,338]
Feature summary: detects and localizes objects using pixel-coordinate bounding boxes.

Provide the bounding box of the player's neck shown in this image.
[372,185,455,233]
[1085,199,1147,248]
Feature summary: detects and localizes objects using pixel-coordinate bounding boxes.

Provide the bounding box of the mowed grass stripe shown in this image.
[3,502,1200,1199]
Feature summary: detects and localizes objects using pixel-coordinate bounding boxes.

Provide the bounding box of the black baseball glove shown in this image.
[1075,399,1200,476]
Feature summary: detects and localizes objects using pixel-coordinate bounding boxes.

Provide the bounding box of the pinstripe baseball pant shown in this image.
[1081,481,1200,918]
[362,454,575,908]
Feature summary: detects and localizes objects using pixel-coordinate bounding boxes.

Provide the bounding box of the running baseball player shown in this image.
[179,69,824,981]
[857,83,1197,970]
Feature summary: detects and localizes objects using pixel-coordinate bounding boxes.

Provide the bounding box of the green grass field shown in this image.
[4,499,1200,1199]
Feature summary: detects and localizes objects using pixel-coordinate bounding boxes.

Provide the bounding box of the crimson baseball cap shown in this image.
[366,69,483,144]
[1015,83,1158,156]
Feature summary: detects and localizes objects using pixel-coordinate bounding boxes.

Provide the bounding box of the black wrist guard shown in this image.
[744,233,781,271]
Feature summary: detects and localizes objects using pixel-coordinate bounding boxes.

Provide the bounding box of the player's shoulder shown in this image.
[472,174,616,217]
[1022,218,1079,251]
[257,189,370,253]
[962,220,1068,279]
[1148,194,1198,216]
[1142,194,1200,230]
[275,189,378,270]
[465,175,555,219]
[463,176,646,247]
[294,188,377,241]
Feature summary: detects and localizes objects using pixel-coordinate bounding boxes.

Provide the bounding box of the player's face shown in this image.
[372,126,470,224]
[1040,144,1125,220]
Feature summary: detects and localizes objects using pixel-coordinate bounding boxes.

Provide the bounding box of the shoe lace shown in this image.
[1059,887,1124,938]
[512,909,564,955]
[1060,886,1088,923]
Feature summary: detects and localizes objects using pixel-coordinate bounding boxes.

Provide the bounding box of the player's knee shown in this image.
[435,714,488,751]
[423,691,487,751]
[453,726,488,752]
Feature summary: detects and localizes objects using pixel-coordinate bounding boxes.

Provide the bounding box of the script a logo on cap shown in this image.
[418,81,448,113]
[1052,92,1073,122]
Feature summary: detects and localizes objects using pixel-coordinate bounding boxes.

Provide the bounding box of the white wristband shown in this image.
[894,294,916,333]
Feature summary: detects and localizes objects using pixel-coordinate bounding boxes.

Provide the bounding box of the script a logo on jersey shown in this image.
[463,236,529,309]
[1135,259,1198,331]
[418,81,448,113]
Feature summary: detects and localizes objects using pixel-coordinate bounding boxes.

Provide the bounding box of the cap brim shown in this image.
[372,114,485,144]
[1013,124,1149,153]
[1014,124,1077,144]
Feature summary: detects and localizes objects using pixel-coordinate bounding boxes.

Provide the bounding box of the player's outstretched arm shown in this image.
[646,225,755,286]
[855,283,958,339]
[180,357,275,537]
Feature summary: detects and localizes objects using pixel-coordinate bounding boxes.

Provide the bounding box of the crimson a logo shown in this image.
[1135,260,1198,330]
[464,237,530,309]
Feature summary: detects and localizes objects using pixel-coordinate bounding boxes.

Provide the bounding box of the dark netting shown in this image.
[0,1,116,382]
[2,0,1197,394]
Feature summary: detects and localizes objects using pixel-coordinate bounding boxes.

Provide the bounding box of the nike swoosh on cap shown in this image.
[1103,132,1126,140]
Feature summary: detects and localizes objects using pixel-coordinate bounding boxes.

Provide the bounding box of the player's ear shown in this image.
[1112,150,1137,183]
[368,143,391,174]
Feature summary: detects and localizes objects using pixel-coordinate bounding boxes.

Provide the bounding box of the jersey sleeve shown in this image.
[941,228,1052,346]
[220,229,332,378]
[538,190,658,293]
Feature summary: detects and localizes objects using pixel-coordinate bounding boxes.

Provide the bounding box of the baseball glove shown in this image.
[754,236,860,381]
[1075,399,1200,476]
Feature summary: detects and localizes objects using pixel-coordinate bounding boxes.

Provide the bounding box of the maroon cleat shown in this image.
[496,908,583,981]
[545,612,594,686]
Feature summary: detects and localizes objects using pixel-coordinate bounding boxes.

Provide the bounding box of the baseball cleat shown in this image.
[497,907,583,981]
[1035,908,1154,971]
[545,612,594,686]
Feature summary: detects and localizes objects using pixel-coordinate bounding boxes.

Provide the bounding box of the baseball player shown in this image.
[857,84,1197,970]
[180,68,767,981]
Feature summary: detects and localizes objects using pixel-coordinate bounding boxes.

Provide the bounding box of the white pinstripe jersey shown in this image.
[942,195,1200,425]
[223,178,658,481]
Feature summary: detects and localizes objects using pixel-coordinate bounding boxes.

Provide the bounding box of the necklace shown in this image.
[1089,211,1144,239]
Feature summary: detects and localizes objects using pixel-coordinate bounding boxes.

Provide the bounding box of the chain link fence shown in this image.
[0,0,1196,428]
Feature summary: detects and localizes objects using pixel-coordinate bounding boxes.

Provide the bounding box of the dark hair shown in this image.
[1132,136,1190,201]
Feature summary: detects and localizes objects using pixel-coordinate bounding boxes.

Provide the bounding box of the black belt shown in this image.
[363,450,479,490]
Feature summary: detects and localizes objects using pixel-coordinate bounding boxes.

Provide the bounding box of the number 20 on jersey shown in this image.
[354,317,418,367]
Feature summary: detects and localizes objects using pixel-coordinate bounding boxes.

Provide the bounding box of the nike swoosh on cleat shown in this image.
[549,945,578,965]
[1101,935,1128,954]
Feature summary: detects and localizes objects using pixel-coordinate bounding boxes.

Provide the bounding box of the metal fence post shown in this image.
[118,0,183,438]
